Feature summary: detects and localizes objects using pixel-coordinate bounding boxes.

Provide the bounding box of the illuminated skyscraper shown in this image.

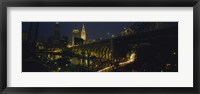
[72,29,79,46]
[81,24,86,40]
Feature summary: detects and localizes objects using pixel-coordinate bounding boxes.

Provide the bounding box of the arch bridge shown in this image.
[70,26,178,62]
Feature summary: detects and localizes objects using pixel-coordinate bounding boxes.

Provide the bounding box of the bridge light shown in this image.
[57,67,61,71]
[112,35,115,38]
[129,53,136,62]
[67,45,72,48]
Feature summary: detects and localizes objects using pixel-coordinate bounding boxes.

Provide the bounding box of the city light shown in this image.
[22,22,178,72]
[67,45,72,48]
[53,49,62,53]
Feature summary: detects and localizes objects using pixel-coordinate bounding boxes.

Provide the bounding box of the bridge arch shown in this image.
[99,46,110,59]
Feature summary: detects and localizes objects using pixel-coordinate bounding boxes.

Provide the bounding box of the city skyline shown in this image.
[22,22,137,41]
[22,22,178,72]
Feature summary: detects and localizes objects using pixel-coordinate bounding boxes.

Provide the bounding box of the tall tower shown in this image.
[72,29,79,46]
[35,22,39,42]
[54,22,60,40]
[81,24,86,40]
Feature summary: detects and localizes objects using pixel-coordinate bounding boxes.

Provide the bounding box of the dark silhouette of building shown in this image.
[54,22,60,40]
[74,37,83,46]
[72,29,80,46]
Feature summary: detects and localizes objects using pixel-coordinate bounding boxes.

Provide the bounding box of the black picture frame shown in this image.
[0,0,200,94]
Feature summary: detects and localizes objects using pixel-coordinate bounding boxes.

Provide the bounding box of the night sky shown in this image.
[22,22,136,41]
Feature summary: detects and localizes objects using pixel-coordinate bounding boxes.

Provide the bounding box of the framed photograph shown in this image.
[0,0,199,94]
